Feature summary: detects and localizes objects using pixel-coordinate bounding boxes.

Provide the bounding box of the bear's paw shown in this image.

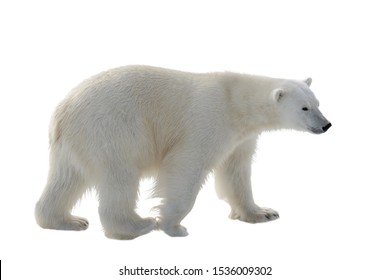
[229,207,279,224]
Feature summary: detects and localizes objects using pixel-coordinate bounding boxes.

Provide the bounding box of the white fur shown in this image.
[35,65,331,239]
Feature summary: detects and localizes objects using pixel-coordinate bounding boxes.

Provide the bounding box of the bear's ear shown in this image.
[304,77,312,87]
[272,88,285,102]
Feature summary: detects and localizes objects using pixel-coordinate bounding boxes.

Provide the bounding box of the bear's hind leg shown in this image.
[96,165,156,240]
[35,154,90,231]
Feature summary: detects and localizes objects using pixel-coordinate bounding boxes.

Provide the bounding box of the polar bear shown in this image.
[35,65,331,239]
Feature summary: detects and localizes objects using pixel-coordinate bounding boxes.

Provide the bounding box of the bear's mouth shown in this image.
[308,122,332,134]
[308,126,325,134]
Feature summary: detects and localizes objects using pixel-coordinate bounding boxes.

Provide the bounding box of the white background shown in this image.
[1,0,389,279]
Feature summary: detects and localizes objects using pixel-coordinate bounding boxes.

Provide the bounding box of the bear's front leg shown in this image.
[215,137,279,223]
[155,151,209,237]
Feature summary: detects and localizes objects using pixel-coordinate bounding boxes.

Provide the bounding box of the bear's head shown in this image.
[272,78,331,134]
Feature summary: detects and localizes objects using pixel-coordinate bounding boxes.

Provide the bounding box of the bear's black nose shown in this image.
[322,122,332,132]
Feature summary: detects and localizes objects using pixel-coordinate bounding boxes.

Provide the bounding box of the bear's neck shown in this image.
[216,72,283,137]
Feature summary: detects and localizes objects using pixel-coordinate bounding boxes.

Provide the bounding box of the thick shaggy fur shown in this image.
[35,65,331,239]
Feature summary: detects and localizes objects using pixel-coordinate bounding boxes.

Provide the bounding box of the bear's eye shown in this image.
[302,107,308,111]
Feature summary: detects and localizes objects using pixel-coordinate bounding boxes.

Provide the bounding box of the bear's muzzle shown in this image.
[322,122,332,132]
